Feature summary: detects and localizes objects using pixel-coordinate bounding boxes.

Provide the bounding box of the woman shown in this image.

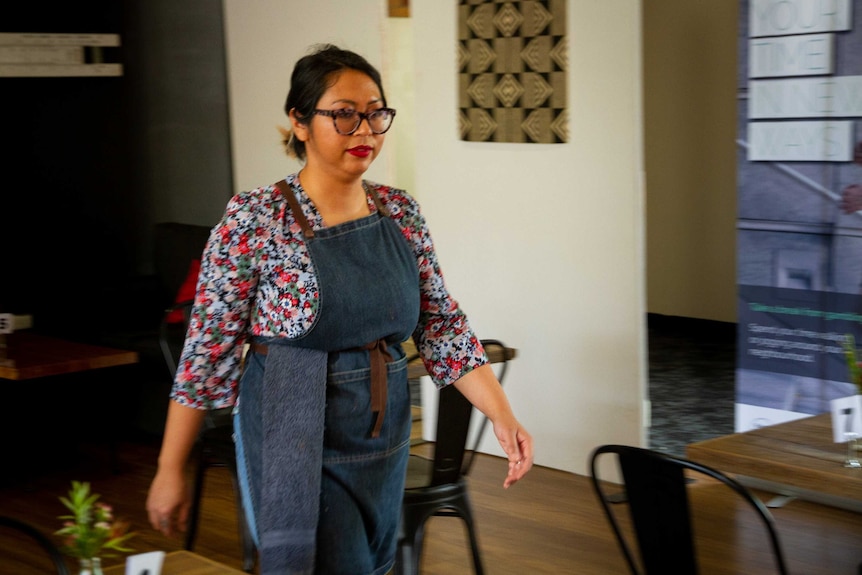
[840,141,862,214]
[146,44,533,575]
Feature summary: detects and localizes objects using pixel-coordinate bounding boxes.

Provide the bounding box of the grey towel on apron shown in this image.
[260,344,328,575]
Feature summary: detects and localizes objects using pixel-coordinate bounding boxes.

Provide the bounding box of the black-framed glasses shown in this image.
[311,108,396,135]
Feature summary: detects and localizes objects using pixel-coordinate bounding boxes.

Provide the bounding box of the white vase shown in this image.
[79,557,104,575]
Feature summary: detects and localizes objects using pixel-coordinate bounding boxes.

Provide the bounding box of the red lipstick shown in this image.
[348,146,371,158]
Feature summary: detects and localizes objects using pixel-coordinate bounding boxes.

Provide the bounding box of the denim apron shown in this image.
[234,180,420,574]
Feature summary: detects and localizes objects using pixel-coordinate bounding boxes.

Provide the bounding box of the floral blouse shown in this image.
[171,173,487,409]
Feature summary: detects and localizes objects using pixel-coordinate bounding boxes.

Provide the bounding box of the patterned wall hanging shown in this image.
[458,0,567,143]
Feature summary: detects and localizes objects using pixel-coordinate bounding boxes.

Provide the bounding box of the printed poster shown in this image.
[737,0,862,432]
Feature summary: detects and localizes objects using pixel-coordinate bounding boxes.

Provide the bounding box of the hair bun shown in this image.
[276,125,297,158]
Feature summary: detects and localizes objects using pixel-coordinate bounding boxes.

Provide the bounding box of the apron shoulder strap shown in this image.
[275,179,315,239]
[363,182,391,218]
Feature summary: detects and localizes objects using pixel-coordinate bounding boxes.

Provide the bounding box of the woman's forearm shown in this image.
[452,362,533,487]
[156,400,207,473]
[452,363,515,424]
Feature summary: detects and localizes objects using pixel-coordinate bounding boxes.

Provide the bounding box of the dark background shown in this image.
[1,1,233,440]
[1,0,232,342]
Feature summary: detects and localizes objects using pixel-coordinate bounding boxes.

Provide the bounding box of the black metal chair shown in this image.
[159,301,256,573]
[394,339,512,575]
[589,444,789,575]
[0,515,71,575]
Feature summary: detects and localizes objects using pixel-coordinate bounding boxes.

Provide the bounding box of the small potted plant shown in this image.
[843,334,862,395]
[55,480,136,575]
[836,335,862,464]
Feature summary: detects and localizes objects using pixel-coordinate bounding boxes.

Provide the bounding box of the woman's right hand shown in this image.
[147,401,207,536]
[146,469,190,537]
[841,184,862,214]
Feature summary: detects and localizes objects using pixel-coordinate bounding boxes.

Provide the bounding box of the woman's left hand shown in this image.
[493,416,534,488]
[452,363,534,488]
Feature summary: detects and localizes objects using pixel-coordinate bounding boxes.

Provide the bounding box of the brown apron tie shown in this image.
[364,339,392,438]
[250,339,392,438]
[250,342,271,356]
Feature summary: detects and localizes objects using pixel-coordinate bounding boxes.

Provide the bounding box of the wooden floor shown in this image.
[1,435,862,574]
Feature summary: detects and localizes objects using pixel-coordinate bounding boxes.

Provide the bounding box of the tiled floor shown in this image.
[647,314,737,457]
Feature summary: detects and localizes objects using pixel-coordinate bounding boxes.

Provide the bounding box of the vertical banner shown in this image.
[737,0,862,431]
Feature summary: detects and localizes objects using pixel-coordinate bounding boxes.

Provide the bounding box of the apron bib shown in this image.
[235,179,420,575]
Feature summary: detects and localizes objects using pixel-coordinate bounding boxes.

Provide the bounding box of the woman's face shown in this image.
[293,68,387,182]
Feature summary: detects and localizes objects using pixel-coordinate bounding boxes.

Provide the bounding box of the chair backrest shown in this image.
[459,339,510,475]
[153,222,211,306]
[0,515,71,575]
[426,339,512,486]
[159,299,194,379]
[429,383,475,486]
[589,444,789,575]
[159,300,233,432]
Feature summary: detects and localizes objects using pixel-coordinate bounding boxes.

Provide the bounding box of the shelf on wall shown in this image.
[0,63,122,77]
[0,32,122,77]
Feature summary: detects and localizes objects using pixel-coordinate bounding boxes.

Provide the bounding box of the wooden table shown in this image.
[0,331,139,475]
[103,550,247,574]
[0,331,138,380]
[687,413,862,511]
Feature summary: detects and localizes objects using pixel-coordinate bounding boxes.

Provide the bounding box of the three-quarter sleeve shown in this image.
[169,192,265,409]
[383,187,488,387]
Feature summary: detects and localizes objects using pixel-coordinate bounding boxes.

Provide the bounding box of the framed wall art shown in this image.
[458,0,567,143]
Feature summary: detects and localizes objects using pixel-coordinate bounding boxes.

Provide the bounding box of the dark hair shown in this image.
[283,44,387,161]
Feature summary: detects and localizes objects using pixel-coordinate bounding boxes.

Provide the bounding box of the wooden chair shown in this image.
[589,444,789,575]
[394,339,513,575]
[0,515,70,575]
[159,301,256,573]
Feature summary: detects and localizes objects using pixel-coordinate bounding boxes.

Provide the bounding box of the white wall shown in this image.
[223,0,646,475]
[413,0,646,474]
[222,0,394,193]
[644,0,738,323]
